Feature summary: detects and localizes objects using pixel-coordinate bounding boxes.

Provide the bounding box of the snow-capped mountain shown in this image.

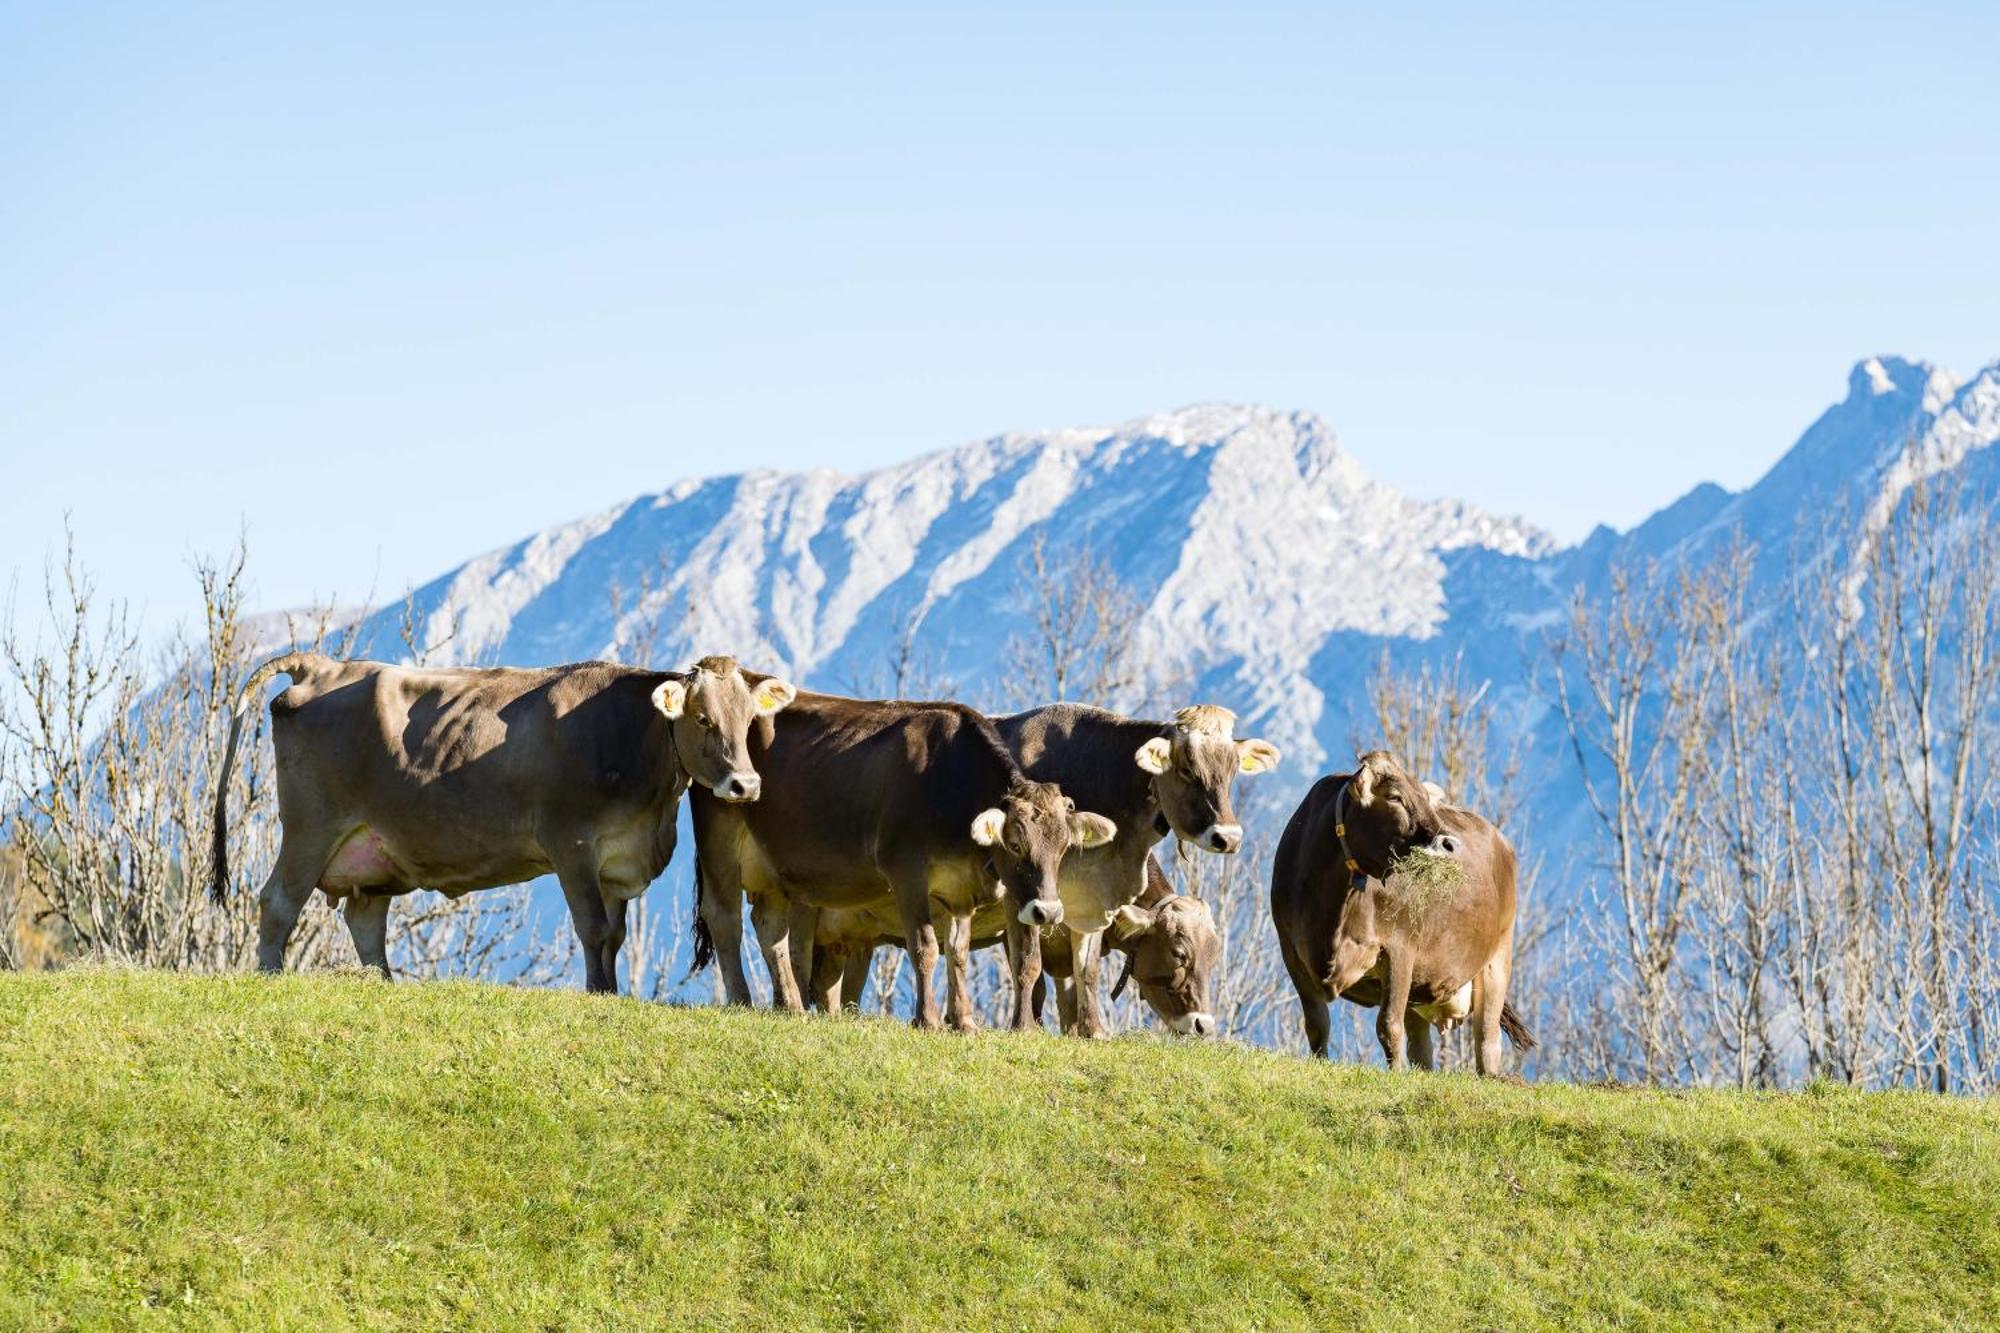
[339,355,2000,847]
[362,404,1551,759]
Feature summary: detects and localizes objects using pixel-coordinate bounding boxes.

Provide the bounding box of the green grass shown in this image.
[1,972,1995,1330]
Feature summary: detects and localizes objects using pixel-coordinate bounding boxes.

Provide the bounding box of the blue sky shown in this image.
[5,3,1997,642]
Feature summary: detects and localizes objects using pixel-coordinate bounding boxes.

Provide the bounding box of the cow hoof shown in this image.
[912,1014,944,1033]
[948,1017,982,1035]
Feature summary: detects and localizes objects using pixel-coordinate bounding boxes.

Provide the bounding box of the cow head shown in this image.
[652,655,795,803]
[971,779,1117,929]
[1132,705,1280,854]
[1107,895,1221,1037]
[1341,749,1458,877]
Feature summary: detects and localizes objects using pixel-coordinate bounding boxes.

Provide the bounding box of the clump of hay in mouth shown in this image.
[1385,847,1466,914]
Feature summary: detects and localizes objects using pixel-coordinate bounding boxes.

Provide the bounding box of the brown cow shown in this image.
[210,652,793,992]
[991,703,1278,1036]
[688,691,1117,1031]
[797,855,1223,1037]
[1269,751,1534,1075]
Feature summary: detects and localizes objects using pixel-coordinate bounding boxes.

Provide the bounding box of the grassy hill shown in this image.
[1,972,1995,1330]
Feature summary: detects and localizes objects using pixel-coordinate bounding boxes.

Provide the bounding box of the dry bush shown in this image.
[1002,533,1146,711]
[1,532,348,972]
[1543,465,2000,1092]
[0,533,573,988]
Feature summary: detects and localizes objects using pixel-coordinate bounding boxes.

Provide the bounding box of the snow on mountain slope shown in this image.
[337,357,2000,799]
[358,404,1550,765]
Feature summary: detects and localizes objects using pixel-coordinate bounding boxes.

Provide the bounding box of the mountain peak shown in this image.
[1848,355,1958,410]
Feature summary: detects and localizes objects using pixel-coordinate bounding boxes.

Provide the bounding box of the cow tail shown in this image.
[689,859,715,975]
[1499,1000,1537,1052]
[209,652,323,904]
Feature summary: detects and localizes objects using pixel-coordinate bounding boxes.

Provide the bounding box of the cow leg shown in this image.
[787,901,820,1010]
[1279,937,1333,1059]
[1002,916,1043,1032]
[1055,975,1081,1034]
[808,942,846,1014]
[704,890,753,1006]
[1375,950,1415,1071]
[598,894,630,997]
[940,910,980,1033]
[840,948,873,1014]
[256,831,337,973]
[891,874,943,1031]
[1047,929,1080,1033]
[749,894,805,1014]
[1069,928,1108,1039]
[1472,938,1515,1077]
[343,891,392,979]
[1300,995,1334,1059]
[555,865,616,994]
[695,829,755,1006]
[1406,1011,1436,1072]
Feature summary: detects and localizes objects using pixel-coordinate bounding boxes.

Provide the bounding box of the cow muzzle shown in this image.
[1018,899,1064,928]
[1169,1011,1217,1038]
[1199,823,1243,854]
[715,772,762,803]
[1426,833,1460,857]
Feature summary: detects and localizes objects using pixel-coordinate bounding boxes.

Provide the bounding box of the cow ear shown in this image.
[1107,902,1154,944]
[753,677,796,716]
[1069,811,1118,849]
[970,808,1008,847]
[1134,736,1172,775]
[652,678,688,720]
[1236,738,1281,775]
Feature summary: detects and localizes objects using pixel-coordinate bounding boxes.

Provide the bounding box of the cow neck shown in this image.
[1332,777,1371,890]
[1018,710,1164,838]
[961,709,1032,821]
[1098,714,1173,840]
[658,693,693,800]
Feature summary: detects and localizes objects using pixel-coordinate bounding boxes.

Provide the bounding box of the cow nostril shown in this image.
[1192,1014,1215,1037]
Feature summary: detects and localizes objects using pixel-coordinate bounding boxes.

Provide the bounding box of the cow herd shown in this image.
[212,651,1532,1074]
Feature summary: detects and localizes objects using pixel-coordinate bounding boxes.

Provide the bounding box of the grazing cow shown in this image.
[689,692,1117,1031]
[797,855,1223,1037]
[991,703,1279,1037]
[1269,750,1534,1075]
[210,652,794,992]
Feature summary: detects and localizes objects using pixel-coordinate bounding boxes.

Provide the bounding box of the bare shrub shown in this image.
[1,531,348,971]
[1002,533,1145,711]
